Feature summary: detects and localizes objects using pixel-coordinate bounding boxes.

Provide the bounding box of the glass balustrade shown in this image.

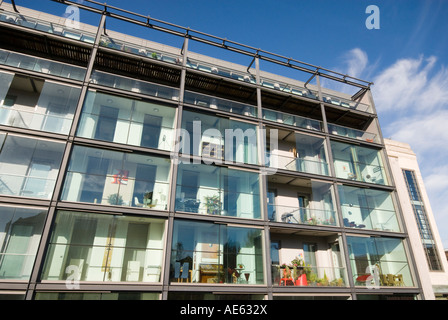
[0,49,86,81]
[322,93,371,113]
[266,152,329,176]
[184,91,257,118]
[268,204,336,226]
[262,109,322,131]
[273,265,347,287]
[0,11,96,44]
[328,123,378,143]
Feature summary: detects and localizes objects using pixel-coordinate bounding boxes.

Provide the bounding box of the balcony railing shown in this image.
[323,94,371,113]
[0,49,86,81]
[260,76,319,101]
[268,204,336,226]
[333,159,387,185]
[273,265,347,287]
[186,58,256,85]
[262,109,322,131]
[99,36,182,65]
[266,152,329,176]
[90,70,180,102]
[184,91,257,118]
[0,11,96,44]
[328,123,378,143]
[341,205,400,232]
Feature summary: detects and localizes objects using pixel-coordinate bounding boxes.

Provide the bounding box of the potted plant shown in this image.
[107,193,123,205]
[204,194,221,215]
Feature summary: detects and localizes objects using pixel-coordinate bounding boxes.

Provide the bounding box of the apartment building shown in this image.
[385,139,448,300]
[0,0,436,300]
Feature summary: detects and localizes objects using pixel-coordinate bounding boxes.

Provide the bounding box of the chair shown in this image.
[181,262,190,282]
[279,269,294,286]
[134,197,144,207]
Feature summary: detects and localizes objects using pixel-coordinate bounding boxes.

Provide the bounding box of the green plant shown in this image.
[107,193,123,205]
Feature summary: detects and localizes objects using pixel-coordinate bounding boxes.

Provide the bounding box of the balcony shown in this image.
[271,230,347,287]
[0,11,96,45]
[265,128,329,176]
[322,93,371,113]
[184,90,257,118]
[328,123,378,144]
[262,108,322,132]
[267,175,337,226]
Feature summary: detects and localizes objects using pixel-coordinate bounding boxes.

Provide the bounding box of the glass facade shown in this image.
[338,185,400,232]
[0,2,425,300]
[77,90,176,151]
[41,211,166,282]
[331,141,388,185]
[0,133,65,199]
[61,145,171,209]
[0,71,82,134]
[0,205,47,280]
[170,220,264,285]
[347,236,413,287]
[180,110,258,165]
[175,163,261,219]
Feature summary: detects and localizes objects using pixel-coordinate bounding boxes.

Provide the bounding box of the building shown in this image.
[0,0,438,300]
[385,139,448,300]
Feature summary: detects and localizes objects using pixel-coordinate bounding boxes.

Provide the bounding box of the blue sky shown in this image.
[11,0,448,248]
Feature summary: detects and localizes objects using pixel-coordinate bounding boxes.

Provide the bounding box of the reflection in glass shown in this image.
[331,141,388,185]
[0,72,81,134]
[77,90,175,151]
[0,134,64,199]
[61,145,171,209]
[338,185,400,232]
[171,220,264,285]
[347,236,413,287]
[0,206,47,280]
[175,163,260,219]
[41,211,166,283]
[181,110,258,165]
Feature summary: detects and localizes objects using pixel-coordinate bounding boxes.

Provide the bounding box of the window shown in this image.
[347,236,413,287]
[0,205,47,280]
[331,141,388,185]
[0,133,65,199]
[61,145,171,209]
[403,170,442,271]
[77,90,175,151]
[180,110,258,165]
[170,220,264,285]
[0,71,81,134]
[41,211,166,282]
[175,163,261,219]
[338,185,400,231]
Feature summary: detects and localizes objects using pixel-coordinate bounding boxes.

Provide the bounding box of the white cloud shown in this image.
[335,48,448,248]
[372,55,448,113]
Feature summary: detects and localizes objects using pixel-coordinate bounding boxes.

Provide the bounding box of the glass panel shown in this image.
[180,110,258,165]
[61,145,171,210]
[0,206,47,280]
[267,178,337,226]
[262,109,322,131]
[338,185,400,232]
[0,73,81,134]
[347,236,413,287]
[90,70,180,101]
[331,141,388,185]
[184,91,257,118]
[266,132,329,176]
[0,135,64,199]
[41,211,166,283]
[323,93,371,113]
[328,123,378,143]
[170,220,264,285]
[175,163,261,219]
